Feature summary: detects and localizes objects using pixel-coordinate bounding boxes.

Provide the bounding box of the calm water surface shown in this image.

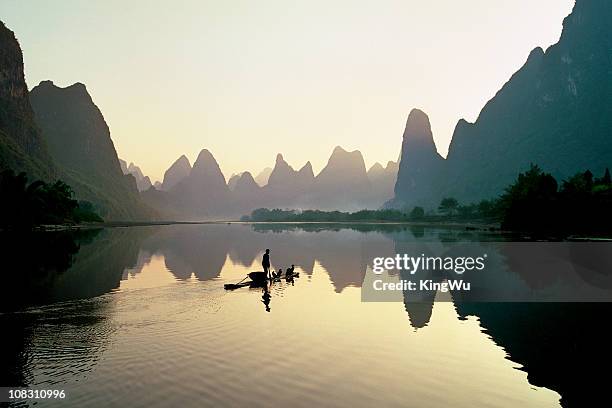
[2,224,609,407]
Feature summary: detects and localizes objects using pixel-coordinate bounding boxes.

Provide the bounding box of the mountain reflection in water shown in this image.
[1,223,610,407]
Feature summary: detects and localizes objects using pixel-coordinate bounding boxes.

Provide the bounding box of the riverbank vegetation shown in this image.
[242,165,612,235]
[497,165,612,233]
[242,206,495,224]
[0,169,103,230]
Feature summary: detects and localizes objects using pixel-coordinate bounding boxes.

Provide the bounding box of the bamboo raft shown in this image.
[224,271,299,290]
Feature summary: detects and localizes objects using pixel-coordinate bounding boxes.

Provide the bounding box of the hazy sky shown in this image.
[1,0,574,182]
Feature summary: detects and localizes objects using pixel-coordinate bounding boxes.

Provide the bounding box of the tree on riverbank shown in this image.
[438,197,459,216]
[0,169,103,229]
[498,165,612,233]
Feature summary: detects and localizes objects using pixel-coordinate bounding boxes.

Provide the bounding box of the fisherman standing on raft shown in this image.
[262,249,271,279]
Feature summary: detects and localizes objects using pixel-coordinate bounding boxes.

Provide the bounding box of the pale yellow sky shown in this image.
[1,0,574,182]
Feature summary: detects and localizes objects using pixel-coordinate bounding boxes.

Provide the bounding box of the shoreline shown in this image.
[2,219,500,232]
[70,219,502,231]
[4,221,611,240]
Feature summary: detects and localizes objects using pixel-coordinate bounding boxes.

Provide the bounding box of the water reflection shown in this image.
[0,227,152,389]
[0,230,87,311]
[262,284,271,312]
[137,223,390,291]
[456,302,612,408]
[1,223,610,407]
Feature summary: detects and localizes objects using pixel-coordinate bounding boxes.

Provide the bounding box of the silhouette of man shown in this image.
[262,249,271,279]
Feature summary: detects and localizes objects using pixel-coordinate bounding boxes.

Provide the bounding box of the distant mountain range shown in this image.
[119,159,155,192]
[141,147,398,219]
[391,0,612,209]
[138,0,612,218]
[0,35,399,221]
[2,0,610,221]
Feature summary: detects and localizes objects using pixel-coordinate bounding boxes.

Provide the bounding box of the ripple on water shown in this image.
[4,225,562,408]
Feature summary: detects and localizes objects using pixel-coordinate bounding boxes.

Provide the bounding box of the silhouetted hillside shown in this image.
[393,109,444,207]
[0,21,54,180]
[29,81,155,220]
[254,167,272,187]
[393,0,612,209]
[306,146,372,210]
[144,146,400,219]
[368,160,398,203]
[161,154,191,191]
[120,160,152,192]
[169,149,231,218]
